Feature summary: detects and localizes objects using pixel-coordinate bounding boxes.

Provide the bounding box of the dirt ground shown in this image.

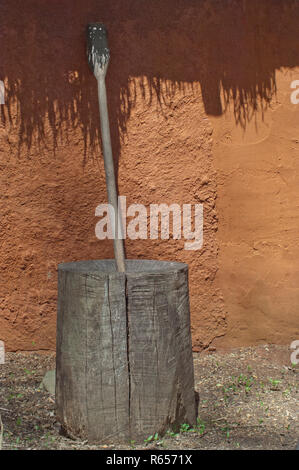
[0,344,298,450]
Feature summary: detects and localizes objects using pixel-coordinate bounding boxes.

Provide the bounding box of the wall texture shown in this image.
[0,0,298,351]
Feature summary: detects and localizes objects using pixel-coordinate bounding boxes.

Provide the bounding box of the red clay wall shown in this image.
[0,0,298,351]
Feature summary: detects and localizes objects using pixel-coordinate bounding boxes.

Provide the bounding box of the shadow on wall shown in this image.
[0,0,299,164]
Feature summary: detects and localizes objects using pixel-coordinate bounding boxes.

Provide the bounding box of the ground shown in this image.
[0,344,298,450]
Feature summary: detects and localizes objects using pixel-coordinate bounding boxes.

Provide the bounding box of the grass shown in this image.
[144,432,159,444]
[1,346,297,450]
[268,378,281,390]
[143,417,207,447]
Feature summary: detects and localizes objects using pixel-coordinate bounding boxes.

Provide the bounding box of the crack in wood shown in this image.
[125,275,131,436]
[107,276,119,431]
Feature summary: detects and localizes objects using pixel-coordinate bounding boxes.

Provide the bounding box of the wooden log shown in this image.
[56,260,196,443]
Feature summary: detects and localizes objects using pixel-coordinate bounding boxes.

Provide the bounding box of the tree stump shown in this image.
[56,259,196,443]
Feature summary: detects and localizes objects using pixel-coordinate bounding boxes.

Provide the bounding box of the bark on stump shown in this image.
[56,259,196,443]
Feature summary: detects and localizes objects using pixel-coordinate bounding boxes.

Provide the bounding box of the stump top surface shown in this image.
[58,259,188,274]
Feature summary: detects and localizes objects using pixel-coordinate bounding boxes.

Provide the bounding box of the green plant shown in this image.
[144,432,159,444]
[221,424,230,439]
[196,418,206,435]
[166,429,178,437]
[237,374,254,392]
[180,423,191,433]
[268,378,281,389]
[219,373,255,403]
